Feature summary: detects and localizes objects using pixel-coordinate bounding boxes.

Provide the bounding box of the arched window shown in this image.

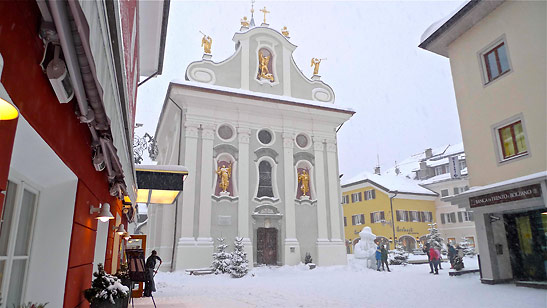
[257,161,273,197]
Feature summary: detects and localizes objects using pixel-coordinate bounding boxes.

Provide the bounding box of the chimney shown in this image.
[374,166,381,175]
[425,148,433,158]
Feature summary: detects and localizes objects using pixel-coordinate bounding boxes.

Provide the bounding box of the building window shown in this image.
[396,210,410,222]
[341,195,349,205]
[462,211,474,222]
[423,211,433,222]
[364,189,376,200]
[352,214,365,225]
[257,128,275,146]
[441,189,449,197]
[351,192,362,203]
[257,161,274,197]
[217,124,235,141]
[410,211,419,222]
[465,236,475,247]
[370,211,385,223]
[447,238,456,244]
[435,166,447,176]
[344,216,347,227]
[453,187,460,195]
[497,120,527,160]
[295,133,310,149]
[444,212,457,224]
[482,41,510,83]
[459,160,467,170]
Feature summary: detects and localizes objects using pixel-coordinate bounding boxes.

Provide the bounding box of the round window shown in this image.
[296,134,309,149]
[218,124,234,141]
[258,129,273,145]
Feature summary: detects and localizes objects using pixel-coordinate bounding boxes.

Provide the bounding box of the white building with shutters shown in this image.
[147,23,354,270]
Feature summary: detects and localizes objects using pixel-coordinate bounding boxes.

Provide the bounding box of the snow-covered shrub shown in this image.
[212,237,232,274]
[229,237,249,278]
[426,223,443,248]
[389,244,408,265]
[84,263,129,304]
[459,237,476,257]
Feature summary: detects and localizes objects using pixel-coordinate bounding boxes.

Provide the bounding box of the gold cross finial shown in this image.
[260,6,270,24]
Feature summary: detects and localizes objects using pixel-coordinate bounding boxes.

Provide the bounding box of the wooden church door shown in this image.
[257,228,277,265]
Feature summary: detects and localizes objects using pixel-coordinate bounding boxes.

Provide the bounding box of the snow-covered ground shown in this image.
[133,256,546,308]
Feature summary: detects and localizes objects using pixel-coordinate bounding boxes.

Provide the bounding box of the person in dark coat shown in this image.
[447,244,457,269]
[144,250,162,297]
[381,245,390,272]
[375,245,382,271]
[423,242,434,273]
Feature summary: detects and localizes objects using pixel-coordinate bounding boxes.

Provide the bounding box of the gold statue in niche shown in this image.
[241,16,250,27]
[311,58,322,75]
[201,34,212,54]
[281,26,289,37]
[258,51,274,82]
[298,169,310,196]
[216,162,232,193]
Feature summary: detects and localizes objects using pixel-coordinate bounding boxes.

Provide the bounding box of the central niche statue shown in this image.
[354,226,378,269]
[258,50,274,82]
[298,169,310,199]
[216,162,232,196]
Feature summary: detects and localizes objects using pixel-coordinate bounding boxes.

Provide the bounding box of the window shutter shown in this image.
[372,190,376,199]
[361,214,365,224]
[457,212,463,223]
[420,212,425,222]
[396,210,401,222]
[454,187,459,195]
[358,192,362,202]
[370,213,374,223]
[364,191,368,201]
[380,211,385,221]
[352,215,355,225]
[441,213,446,224]
[404,211,409,221]
[344,217,347,227]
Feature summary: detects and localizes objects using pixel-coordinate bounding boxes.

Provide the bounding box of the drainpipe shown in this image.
[389,190,398,248]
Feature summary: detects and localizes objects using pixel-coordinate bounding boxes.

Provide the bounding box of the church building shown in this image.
[148,9,354,270]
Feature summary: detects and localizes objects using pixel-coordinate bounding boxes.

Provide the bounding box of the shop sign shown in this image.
[396,226,419,235]
[469,184,542,208]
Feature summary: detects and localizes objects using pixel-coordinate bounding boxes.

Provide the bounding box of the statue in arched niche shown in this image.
[258,49,274,82]
[216,162,232,195]
[298,169,310,197]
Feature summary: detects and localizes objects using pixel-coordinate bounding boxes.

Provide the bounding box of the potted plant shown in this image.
[115,263,131,307]
[84,263,129,308]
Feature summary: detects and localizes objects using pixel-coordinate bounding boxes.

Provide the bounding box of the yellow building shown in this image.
[341,172,437,252]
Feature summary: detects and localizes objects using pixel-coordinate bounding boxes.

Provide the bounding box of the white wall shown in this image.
[93,217,109,273]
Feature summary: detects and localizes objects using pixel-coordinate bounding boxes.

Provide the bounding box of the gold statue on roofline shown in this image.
[281,26,289,37]
[200,32,212,54]
[258,51,274,82]
[311,58,325,75]
[241,16,250,28]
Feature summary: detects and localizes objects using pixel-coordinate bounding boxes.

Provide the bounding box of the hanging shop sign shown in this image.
[469,184,542,208]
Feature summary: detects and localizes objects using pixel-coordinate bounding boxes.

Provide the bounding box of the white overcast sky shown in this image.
[136,0,466,181]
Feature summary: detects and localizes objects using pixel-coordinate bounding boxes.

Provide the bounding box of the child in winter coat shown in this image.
[375,245,382,271]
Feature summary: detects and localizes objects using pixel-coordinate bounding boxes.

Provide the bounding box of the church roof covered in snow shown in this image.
[185,25,337,105]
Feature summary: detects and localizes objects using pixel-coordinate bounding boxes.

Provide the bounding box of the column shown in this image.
[237,127,253,266]
[283,133,300,265]
[197,124,215,241]
[313,136,329,240]
[176,122,199,270]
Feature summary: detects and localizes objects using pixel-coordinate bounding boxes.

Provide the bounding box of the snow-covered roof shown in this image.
[170,79,355,115]
[420,168,468,185]
[342,172,437,196]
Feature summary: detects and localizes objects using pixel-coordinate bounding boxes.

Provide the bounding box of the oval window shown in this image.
[218,124,234,141]
[258,129,273,145]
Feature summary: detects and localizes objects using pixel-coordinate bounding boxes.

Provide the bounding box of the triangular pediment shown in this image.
[185,27,335,103]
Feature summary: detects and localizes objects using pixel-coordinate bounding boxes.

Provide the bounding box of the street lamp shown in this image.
[389,190,398,246]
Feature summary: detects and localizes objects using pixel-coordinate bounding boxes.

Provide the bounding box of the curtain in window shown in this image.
[513,122,527,153]
[257,161,274,197]
[500,126,515,157]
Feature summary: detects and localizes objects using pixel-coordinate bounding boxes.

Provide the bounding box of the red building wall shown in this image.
[0,1,127,307]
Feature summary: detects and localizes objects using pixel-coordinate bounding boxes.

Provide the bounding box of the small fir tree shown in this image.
[304,252,313,264]
[426,223,444,248]
[84,263,129,304]
[229,237,249,278]
[459,237,476,257]
[389,243,408,265]
[212,237,232,274]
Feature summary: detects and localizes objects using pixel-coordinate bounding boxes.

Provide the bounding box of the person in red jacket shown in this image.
[429,246,439,275]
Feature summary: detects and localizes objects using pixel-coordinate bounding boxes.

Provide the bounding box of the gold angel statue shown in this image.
[216,162,232,193]
[311,58,322,75]
[241,16,250,28]
[201,34,212,54]
[258,51,274,82]
[298,169,310,196]
[281,26,289,37]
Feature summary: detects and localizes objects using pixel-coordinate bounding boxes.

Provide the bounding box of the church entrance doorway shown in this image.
[257,228,277,265]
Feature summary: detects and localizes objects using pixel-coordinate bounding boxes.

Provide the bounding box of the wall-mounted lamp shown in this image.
[0,96,18,121]
[90,203,114,222]
[122,232,131,240]
[114,224,126,235]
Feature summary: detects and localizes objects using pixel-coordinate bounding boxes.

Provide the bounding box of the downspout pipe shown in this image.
[389,190,399,248]
[48,0,91,121]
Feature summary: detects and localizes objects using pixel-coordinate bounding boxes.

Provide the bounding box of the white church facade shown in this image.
[148,20,354,270]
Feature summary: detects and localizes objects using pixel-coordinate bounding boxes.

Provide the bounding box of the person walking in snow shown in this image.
[375,244,382,271]
[381,245,390,272]
[447,244,457,269]
[144,250,162,297]
[423,242,434,273]
[429,245,439,275]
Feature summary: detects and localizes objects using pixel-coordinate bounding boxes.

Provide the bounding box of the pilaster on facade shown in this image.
[198,123,216,241]
[325,138,342,240]
[180,121,200,239]
[282,132,300,264]
[312,136,329,240]
[237,127,251,240]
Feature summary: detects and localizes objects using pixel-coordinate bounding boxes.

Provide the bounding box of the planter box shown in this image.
[90,297,128,308]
